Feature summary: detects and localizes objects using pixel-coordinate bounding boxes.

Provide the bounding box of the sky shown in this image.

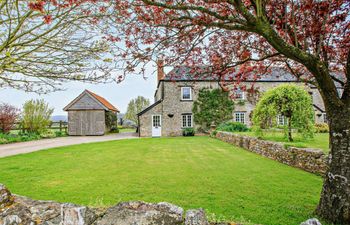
[0,68,159,116]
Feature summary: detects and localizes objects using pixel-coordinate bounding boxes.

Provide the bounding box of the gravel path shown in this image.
[0,132,138,158]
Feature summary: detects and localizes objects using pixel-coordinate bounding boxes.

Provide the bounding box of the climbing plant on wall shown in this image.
[192,88,234,131]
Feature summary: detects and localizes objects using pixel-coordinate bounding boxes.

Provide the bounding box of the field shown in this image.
[0,136,323,225]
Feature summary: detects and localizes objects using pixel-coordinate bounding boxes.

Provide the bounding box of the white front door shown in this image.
[152,115,162,137]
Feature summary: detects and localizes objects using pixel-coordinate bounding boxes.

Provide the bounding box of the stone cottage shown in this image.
[137,63,331,137]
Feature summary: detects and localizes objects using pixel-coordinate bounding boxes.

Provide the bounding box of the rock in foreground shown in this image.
[300,218,322,225]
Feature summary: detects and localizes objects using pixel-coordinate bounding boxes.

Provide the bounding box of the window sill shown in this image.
[180,99,193,102]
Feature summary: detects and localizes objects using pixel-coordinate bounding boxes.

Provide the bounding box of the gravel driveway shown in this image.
[0,132,138,158]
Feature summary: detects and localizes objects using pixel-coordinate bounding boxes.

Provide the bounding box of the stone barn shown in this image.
[64,90,119,136]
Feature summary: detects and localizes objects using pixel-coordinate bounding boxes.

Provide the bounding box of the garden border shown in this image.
[215,131,328,175]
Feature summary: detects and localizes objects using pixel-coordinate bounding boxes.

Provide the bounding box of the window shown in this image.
[235,112,245,124]
[152,115,161,127]
[182,114,193,128]
[277,115,287,125]
[181,87,192,100]
[235,89,245,100]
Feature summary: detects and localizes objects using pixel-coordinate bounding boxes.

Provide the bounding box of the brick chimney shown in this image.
[157,60,165,81]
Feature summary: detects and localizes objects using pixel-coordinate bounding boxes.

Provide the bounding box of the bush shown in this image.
[21,99,53,134]
[183,127,195,136]
[40,130,56,138]
[0,103,20,133]
[54,131,67,137]
[105,111,119,133]
[19,133,40,142]
[0,132,41,144]
[315,123,329,133]
[217,122,249,132]
[109,126,120,133]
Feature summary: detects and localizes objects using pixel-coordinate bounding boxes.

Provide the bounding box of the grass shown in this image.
[238,131,329,153]
[119,128,136,133]
[0,136,323,225]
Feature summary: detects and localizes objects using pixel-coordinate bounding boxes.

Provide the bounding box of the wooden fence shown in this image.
[11,121,68,133]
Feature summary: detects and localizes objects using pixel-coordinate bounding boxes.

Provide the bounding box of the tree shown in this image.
[0,0,116,93]
[193,88,234,130]
[0,103,20,133]
[124,96,150,125]
[21,99,53,134]
[252,84,314,142]
[97,1,349,223]
[14,0,350,222]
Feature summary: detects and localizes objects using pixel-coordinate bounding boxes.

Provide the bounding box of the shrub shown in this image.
[21,99,53,134]
[217,122,249,132]
[54,131,67,137]
[0,103,20,133]
[105,111,119,133]
[19,133,40,142]
[315,123,329,133]
[210,130,218,137]
[109,126,120,133]
[0,132,41,144]
[183,127,195,136]
[40,130,56,138]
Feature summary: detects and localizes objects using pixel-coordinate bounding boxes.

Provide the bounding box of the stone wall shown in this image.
[215,131,328,175]
[0,184,214,225]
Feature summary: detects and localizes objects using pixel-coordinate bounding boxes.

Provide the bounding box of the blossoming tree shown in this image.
[20,0,350,223]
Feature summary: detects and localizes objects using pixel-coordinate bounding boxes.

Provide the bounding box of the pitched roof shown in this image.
[164,66,299,82]
[137,100,163,116]
[85,90,119,112]
[63,90,119,112]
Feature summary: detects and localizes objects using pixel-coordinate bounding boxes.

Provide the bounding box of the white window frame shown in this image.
[152,115,161,127]
[277,115,286,126]
[181,87,192,100]
[182,114,193,128]
[234,112,246,124]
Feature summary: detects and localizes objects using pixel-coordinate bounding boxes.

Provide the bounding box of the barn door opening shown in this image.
[152,115,161,137]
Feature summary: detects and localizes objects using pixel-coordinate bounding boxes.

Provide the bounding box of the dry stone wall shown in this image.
[215,131,328,175]
[0,184,217,225]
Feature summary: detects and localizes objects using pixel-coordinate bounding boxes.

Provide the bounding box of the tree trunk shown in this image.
[287,116,293,142]
[317,108,350,224]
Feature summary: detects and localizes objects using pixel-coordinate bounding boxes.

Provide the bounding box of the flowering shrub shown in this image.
[0,103,20,133]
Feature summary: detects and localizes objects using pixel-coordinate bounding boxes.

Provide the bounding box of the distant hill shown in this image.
[51,115,67,122]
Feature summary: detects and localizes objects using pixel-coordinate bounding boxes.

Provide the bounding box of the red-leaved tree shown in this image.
[0,103,20,134]
[27,0,350,223]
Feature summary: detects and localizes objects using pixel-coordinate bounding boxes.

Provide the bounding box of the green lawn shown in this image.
[238,132,329,153]
[0,137,323,225]
[119,128,136,133]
